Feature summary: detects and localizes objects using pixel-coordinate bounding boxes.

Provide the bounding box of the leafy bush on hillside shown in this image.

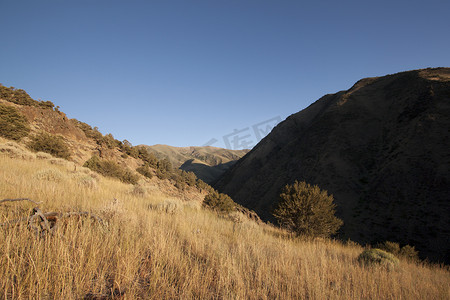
[399,245,420,262]
[0,84,55,108]
[169,169,198,190]
[100,133,121,149]
[34,169,65,182]
[38,100,55,110]
[0,141,36,160]
[120,139,140,158]
[181,170,197,186]
[0,84,37,106]
[83,155,139,184]
[376,241,420,262]
[0,104,30,140]
[71,119,124,150]
[136,165,153,179]
[72,173,98,189]
[358,248,400,270]
[130,184,147,197]
[203,190,236,213]
[273,180,343,238]
[148,199,182,214]
[71,119,103,141]
[28,132,71,159]
[196,179,213,192]
[136,147,158,167]
[155,158,173,179]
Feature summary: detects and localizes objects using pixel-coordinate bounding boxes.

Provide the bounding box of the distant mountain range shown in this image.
[142,144,249,183]
[215,68,450,263]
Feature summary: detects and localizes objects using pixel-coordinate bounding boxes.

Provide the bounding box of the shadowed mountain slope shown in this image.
[215,68,450,263]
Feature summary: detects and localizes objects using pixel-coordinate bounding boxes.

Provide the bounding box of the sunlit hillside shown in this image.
[144,144,249,184]
[1,139,449,299]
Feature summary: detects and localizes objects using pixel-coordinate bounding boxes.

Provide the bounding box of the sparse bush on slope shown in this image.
[273,180,343,238]
[136,147,158,167]
[0,84,38,106]
[71,119,103,141]
[0,104,30,140]
[34,168,65,182]
[130,184,147,197]
[0,84,55,108]
[0,141,36,160]
[358,248,400,270]
[155,158,172,179]
[376,241,420,262]
[28,132,71,159]
[148,199,182,214]
[83,155,139,184]
[203,190,236,213]
[71,173,98,189]
[136,165,153,179]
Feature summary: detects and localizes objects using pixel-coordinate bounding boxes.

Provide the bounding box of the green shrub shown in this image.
[100,133,121,149]
[273,180,343,238]
[136,165,153,179]
[130,184,147,197]
[149,199,181,214]
[196,179,212,192]
[156,168,168,180]
[0,84,55,108]
[376,241,420,262]
[155,158,172,180]
[358,248,400,270]
[169,169,198,190]
[182,170,197,186]
[174,181,186,190]
[376,241,401,255]
[38,100,55,110]
[0,104,30,140]
[399,245,420,262]
[72,173,98,189]
[0,85,36,106]
[120,140,140,158]
[203,190,236,213]
[157,158,172,172]
[83,155,139,184]
[28,132,71,159]
[34,169,65,182]
[71,119,103,141]
[137,147,158,167]
[121,169,140,185]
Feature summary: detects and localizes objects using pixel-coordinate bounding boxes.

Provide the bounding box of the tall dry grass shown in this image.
[0,151,449,299]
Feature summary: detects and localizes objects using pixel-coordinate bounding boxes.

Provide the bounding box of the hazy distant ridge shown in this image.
[142,144,249,183]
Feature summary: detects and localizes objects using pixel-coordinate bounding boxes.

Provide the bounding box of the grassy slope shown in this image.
[0,143,449,299]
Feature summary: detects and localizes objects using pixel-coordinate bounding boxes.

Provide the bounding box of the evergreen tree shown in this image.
[273,180,343,238]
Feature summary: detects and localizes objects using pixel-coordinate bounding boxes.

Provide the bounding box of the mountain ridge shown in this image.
[142,144,249,183]
[215,67,450,263]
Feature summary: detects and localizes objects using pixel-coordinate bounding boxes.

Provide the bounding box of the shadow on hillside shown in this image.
[180,159,236,184]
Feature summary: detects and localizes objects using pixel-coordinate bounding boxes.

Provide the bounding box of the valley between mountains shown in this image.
[0,68,449,298]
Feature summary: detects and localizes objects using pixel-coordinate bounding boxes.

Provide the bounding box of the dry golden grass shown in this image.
[0,152,449,299]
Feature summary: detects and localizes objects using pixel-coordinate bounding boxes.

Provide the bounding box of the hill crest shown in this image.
[215,67,450,263]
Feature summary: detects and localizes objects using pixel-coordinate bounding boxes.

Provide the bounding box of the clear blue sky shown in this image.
[1,0,449,148]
